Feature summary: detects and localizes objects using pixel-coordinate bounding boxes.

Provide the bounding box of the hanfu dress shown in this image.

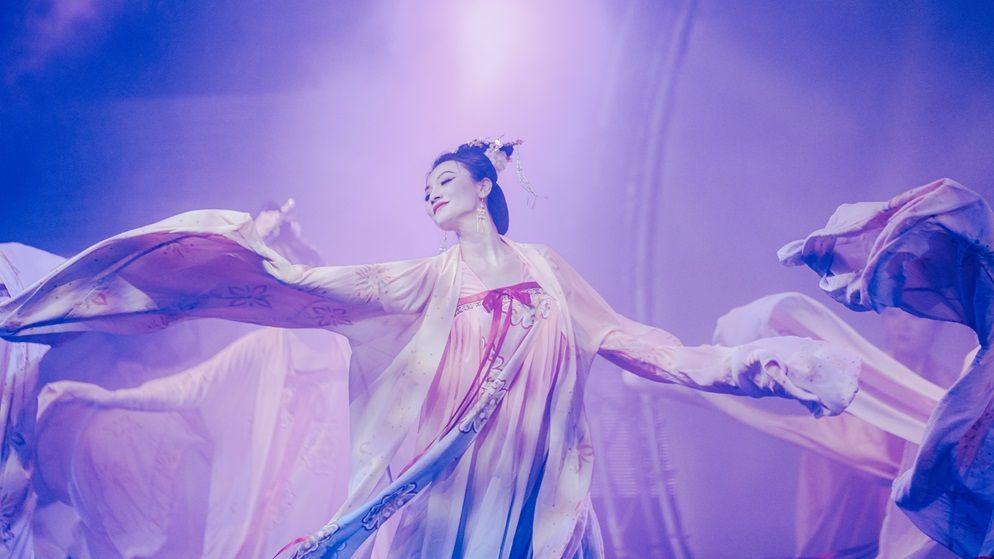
[0,210,861,559]
[375,247,602,558]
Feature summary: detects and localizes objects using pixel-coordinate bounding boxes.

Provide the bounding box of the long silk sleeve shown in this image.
[779,178,994,557]
[539,244,859,417]
[49,328,290,412]
[599,320,857,416]
[0,210,437,343]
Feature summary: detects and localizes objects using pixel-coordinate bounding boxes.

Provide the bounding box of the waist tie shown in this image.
[401,281,541,475]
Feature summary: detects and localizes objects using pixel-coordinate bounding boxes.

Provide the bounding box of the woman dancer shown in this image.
[0,138,860,558]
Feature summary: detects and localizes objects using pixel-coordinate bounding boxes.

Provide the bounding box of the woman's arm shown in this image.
[39,328,299,411]
[0,210,437,342]
[599,323,857,416]
[540,244,859,417]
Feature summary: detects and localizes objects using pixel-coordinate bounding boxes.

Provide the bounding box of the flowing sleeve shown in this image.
[0,210,437,343]
[778,178,994,557]
[539,244,860,417]
[41,328,294,412]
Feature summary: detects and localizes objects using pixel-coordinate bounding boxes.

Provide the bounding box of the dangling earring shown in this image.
[476,199,486,233]
[439,230,448,253]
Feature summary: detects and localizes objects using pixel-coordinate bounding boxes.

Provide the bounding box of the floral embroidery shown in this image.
[361,482,418,531]
[219,285,272,308]
[157,237,197,260]
[459,376,508,433]
[308,304,353,327]
[81,285,111,308]
[291,522,343,559]
[454,300,483,315]
[509,292,552,328]
[354,264,392,304]
[480,338,506,371]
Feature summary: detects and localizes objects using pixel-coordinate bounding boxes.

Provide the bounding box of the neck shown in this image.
[455,218,503,262]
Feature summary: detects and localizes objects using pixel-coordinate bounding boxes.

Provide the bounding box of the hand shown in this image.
[255,198,298,240]
[748,349,827,416]
[254,209,283,239]
[734,338,861,418]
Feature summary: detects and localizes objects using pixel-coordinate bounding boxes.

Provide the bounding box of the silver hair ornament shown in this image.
[467,135,545,208]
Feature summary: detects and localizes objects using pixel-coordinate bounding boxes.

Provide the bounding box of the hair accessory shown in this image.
[465,135,543,208]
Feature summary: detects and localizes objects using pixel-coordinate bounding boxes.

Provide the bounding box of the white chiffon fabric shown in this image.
[0,210,861,558]
[0,243,65,559]
[708,292,954,557]
[779,178,994,558]
[36,327,351,558]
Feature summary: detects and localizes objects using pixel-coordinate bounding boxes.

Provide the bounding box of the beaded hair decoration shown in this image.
[466,135,543,208]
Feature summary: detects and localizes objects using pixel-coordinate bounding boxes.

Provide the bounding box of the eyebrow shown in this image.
[425,170,456,190]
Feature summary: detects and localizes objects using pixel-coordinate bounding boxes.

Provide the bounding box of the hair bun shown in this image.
[489,148,511,173]
[461,137,521,174]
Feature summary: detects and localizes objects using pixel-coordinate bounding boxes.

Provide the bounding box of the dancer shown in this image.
[31,204,351,559]
[36,326,351,559]
[780,178,994,558]
[0,138,861,558]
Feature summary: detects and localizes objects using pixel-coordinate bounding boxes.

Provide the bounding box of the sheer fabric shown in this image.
[0,243,65,558]
[780,178,994,557]
[0,210,860,558]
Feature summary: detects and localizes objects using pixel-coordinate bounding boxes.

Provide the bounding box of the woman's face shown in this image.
[425,160,488,230]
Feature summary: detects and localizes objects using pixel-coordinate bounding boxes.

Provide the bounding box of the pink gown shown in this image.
[379,254,601,557]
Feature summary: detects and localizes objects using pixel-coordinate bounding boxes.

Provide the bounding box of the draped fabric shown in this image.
[779,178,994,557]
[36,327,351,558]
[0,243,65,558]
[700,291,957,557]
[0,210,861,558]
[711,292,941,460]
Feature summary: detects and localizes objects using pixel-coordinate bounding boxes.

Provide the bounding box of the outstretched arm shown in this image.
[539,245,859,417]
[0,210,438,342]
[40,328,292,412]
[598,322,857,416]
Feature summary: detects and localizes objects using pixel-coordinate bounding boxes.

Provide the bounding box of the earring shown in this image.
[476,199,486,232]
[439,230,448,253]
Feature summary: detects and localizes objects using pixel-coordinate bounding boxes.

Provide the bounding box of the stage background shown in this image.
[2,1,991,557]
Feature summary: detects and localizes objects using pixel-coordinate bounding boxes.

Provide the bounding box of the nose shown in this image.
[429,192,442,204]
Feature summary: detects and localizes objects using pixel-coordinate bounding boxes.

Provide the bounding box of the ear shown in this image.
[478,177,493,198]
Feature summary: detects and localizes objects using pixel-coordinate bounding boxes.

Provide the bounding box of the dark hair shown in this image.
[429,142,514,235]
